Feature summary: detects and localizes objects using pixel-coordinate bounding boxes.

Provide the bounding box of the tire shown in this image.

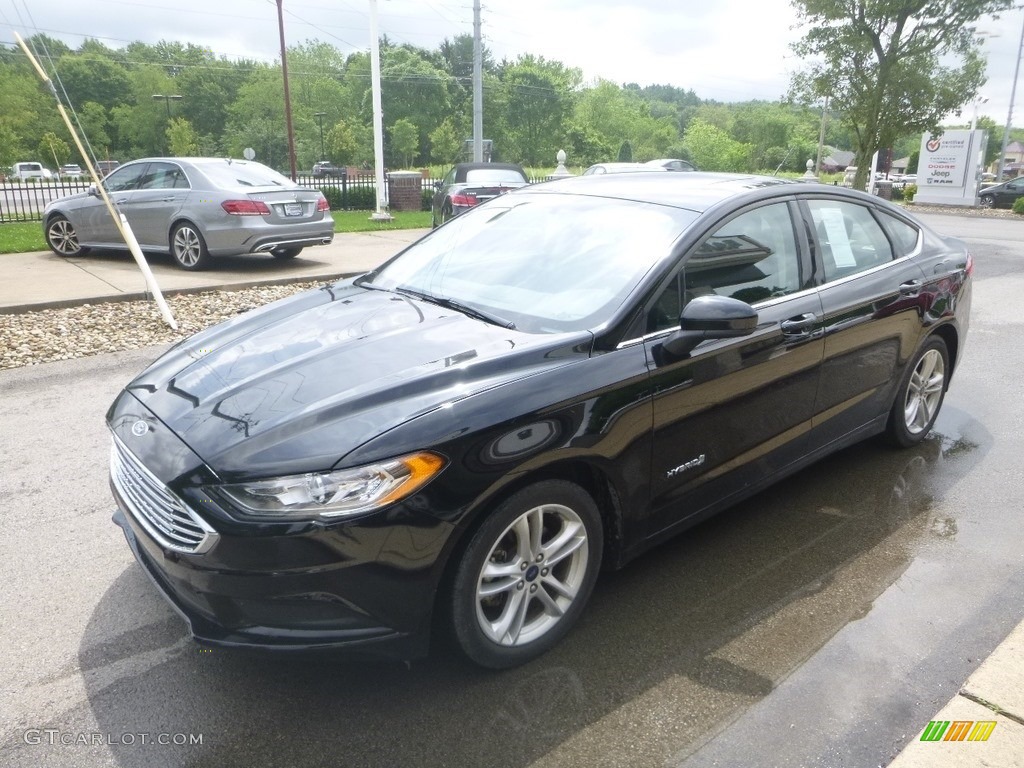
[886,336,949,448]
[271,246,303,259]
[448,480,603,669]
[979,195,995,209]
[170,222,211,270]
[45,214,89,257]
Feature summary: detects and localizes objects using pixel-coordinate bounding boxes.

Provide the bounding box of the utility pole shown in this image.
[815,94,829,176]
[315,112,327,160]
[997,11,1024,181]
[276,0,298,180]
[473,0,483,162]
[369,0,392,219]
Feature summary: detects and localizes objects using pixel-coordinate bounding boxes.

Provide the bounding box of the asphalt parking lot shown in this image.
[1,213,1023,768]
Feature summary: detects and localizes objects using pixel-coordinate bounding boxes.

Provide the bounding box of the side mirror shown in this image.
[662,295,758,357]
[87,184,100,197]
[433,181,442,190]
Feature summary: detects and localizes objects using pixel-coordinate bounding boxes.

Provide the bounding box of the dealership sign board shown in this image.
[914,129,986,206]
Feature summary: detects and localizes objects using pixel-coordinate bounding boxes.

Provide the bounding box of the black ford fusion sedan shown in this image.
[108,173,971,668]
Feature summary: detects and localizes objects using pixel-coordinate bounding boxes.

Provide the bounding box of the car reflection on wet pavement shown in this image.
[67,412,990,768]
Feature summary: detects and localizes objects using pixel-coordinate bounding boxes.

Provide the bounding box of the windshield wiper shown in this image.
[394,287,516,329]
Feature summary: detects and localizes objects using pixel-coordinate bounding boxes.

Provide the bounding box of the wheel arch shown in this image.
[429,458,627,638]
[930,323,959,378]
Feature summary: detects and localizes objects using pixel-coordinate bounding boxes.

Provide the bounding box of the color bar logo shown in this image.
[920,720,997,742]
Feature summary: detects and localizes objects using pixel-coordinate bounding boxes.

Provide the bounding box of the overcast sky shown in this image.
[2,0,1022,128]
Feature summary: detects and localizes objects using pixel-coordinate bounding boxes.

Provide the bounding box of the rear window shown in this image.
[196,161,296,188]
[465,168,527,184]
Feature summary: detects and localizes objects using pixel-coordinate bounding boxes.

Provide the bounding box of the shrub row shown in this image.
[318,185,434,211]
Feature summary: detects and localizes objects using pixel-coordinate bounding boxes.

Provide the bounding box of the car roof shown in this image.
[451,162,525,171]
[587,162,659,172]
[528,172,873,214]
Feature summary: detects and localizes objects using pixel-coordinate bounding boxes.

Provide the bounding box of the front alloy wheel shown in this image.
[46,215,88,257]
[887,336,949,447]
[449,481,602,668]
[170,222,211,270]
[979,195,995,209]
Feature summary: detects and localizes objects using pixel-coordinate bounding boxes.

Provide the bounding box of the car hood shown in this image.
[123,282,590,480]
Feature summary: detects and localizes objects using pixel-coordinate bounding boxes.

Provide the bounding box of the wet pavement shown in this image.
[1,213,1023,767]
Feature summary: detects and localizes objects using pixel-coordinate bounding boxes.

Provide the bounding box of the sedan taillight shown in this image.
[316,195,330,212]
[450,193,477,207]
[221,199,271,216]
[965,252,974,276]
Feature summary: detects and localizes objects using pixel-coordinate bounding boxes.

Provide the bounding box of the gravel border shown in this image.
[0,281,324,371]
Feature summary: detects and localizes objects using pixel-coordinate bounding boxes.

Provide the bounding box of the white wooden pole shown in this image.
[15,32,178,330]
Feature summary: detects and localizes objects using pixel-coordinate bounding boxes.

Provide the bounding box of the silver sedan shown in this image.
[42,158,334,270]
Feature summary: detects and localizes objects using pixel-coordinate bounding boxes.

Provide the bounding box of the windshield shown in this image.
[364,192,697,333]
[464,169,527,184]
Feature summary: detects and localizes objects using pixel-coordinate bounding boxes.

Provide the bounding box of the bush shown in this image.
[1013,196,1024,215]
[890,185,904,202]
[319,185,343,209]
[903,184,917,202]
[346,185,376,210]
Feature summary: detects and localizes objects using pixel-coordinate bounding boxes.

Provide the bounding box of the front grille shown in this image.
[110,436,217,554]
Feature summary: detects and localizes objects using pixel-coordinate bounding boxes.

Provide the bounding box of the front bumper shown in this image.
[112,505,438,658]
[111,489,453,658]
[107,391,455,659]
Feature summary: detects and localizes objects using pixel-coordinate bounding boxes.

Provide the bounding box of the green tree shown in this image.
[390,118,419,167]
[54,54,132,109]
[790,0,1013,190]
[429,119,462,164]
[499,55,581,165]
[76,101,112,159]
[38,132,70,167]
[682,119,752,171]
[326,118,359,166]
[167,117,200,156]
[617,140,633,161]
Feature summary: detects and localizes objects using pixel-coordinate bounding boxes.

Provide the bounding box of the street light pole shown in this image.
[314,112,327,160]
[151,94,183,154]
[997,11,1024,181]
[152,93,182,120]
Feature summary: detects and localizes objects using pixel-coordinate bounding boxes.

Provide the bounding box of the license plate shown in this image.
[284,203,303,217]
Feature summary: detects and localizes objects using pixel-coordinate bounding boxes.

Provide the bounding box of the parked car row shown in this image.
[7,160,120,181]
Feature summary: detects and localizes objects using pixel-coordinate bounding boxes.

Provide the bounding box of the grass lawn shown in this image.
[0,210,431,255]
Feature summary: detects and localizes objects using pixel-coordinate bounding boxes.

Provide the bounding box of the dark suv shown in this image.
[312,161,345,178]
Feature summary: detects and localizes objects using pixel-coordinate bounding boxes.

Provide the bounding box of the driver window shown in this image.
[646,203,802,333]
[104,164,148,193]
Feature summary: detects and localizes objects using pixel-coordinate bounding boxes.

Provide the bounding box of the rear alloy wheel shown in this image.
[979,195,995,209]
[271,246,303,259]
[46,215,89,257]
[449,481,603,668]
[170,222,211,270]
[886,336,949,447]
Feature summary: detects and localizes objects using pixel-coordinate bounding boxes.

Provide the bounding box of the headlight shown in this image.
[216,451,445,520]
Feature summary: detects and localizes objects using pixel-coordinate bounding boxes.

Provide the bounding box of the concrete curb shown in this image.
[887,622,1024,767]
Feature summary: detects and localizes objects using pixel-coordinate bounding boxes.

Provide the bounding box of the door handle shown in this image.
[780,313,817,335]
[114,198,128,205]
[899,280,922,297]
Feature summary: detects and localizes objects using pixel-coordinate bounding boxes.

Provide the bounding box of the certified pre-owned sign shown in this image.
[915,129,985,206]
